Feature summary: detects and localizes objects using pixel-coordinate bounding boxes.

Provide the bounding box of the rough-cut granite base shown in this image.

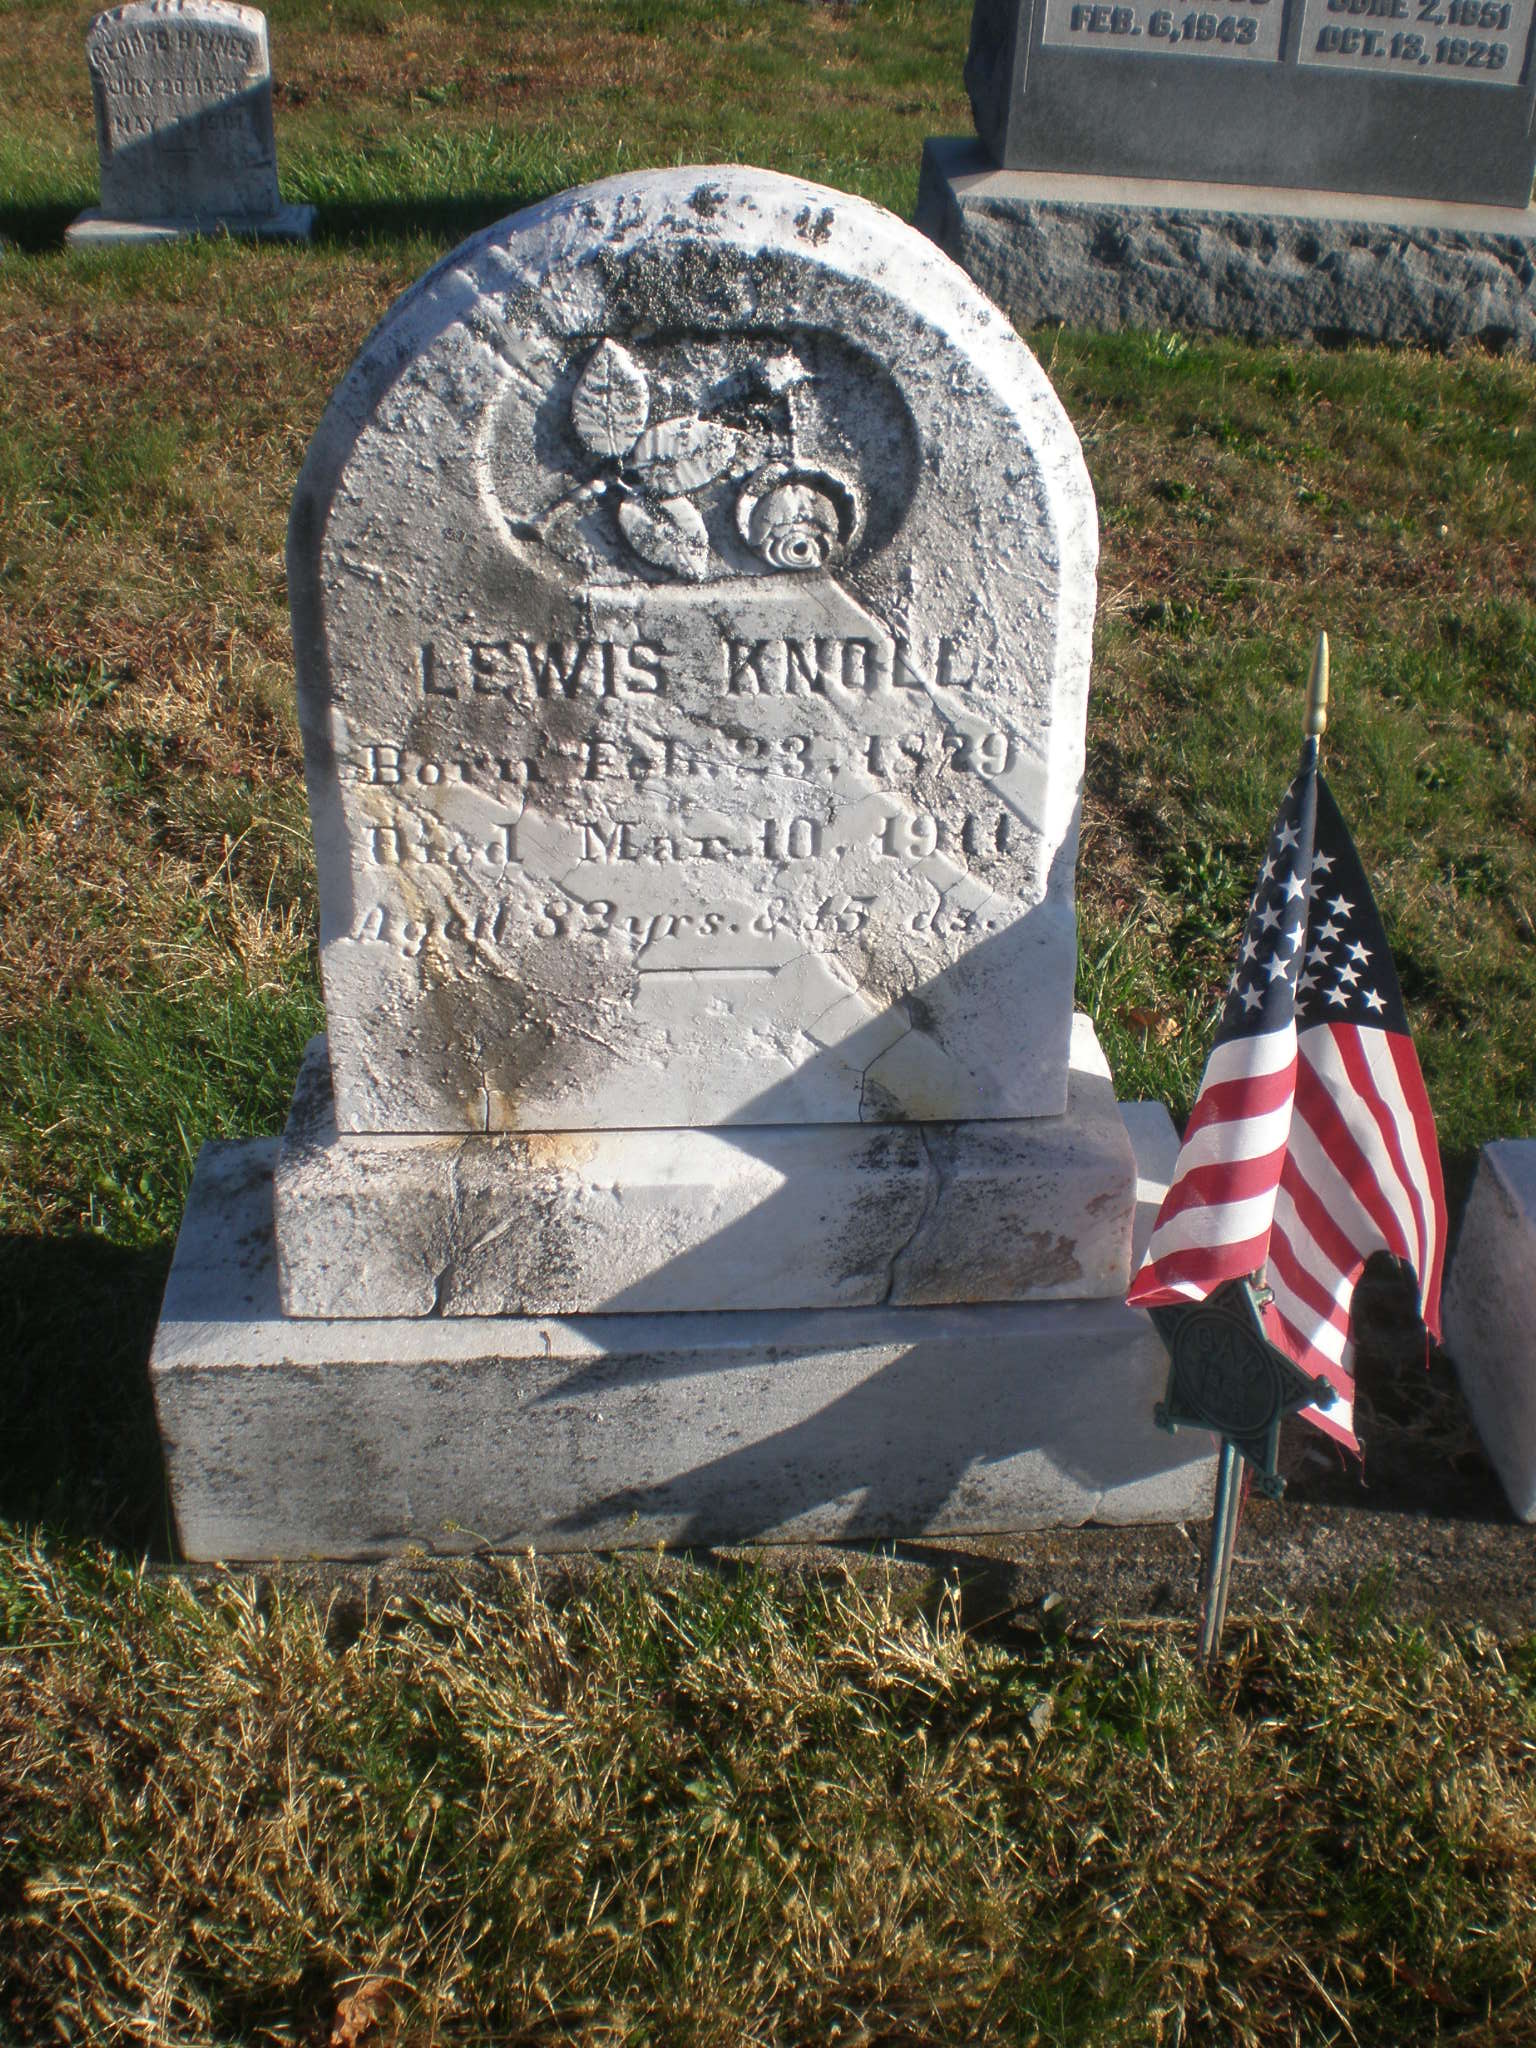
[151,1107,1211,1560]
[274,1015,1135,1318]
[66,203,315,246]
[916,139,1536,352]
[1442,1141,1536,1524]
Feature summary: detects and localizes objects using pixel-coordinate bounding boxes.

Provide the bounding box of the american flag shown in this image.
[1127,741,1447,1451]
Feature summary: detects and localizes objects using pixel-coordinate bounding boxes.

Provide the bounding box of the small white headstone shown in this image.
[1443,1140,1536,1522]
[68,1,312,244]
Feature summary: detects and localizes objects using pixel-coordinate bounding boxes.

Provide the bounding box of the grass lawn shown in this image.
[4,1548,1535,2046]
[2,2,1534,2041]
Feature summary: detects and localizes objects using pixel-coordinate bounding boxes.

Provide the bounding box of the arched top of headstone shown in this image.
[289,168,1098,1135]
[87,0,268,64]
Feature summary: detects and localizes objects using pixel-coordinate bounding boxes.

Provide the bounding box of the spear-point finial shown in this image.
[1306,630,1330,743]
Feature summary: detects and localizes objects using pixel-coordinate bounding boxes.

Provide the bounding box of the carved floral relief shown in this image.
[488,328,908,588]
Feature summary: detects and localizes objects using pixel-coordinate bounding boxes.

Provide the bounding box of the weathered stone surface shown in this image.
[1442,1140,1536,1523]
[1118,1096,1179,1237]
[273,1013,1137,1317]
[289,167,1098,1134]
[153,1128,1213,1562]
[67,1,312,243]
[919,140,1536,351]
[964,0,1536,208]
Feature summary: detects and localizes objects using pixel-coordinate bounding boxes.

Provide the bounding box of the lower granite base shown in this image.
[151,1119,1212,1560]
[916,139,1536,351]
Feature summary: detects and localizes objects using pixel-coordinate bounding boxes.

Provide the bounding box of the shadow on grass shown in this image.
[0,203,85,253]
[0,1234,171,1556]
[306,189,569,247]
[3,189,574,257]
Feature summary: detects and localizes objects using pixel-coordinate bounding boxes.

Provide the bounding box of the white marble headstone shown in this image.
[84,0,283,226]
[151,174,1211,1554]
[290,168,1098,1135]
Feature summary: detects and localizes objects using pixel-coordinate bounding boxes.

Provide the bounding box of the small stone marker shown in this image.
[920,0,1536,348]
[148,168,1212,1560]
[68,1,313,246]
[1442,1141,1536,1522]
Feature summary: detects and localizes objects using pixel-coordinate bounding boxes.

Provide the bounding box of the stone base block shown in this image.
[151,1111,1210,1561]
[917,138,1536,352]
[274,1016,1136,1318]
[1442,1141,1536,1523]
[66,202,316,246]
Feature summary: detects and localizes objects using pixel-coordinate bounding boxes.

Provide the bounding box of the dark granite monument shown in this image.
[919,0,1536,347]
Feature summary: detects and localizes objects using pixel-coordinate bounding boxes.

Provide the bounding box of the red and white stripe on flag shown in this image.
[1126,1026,1297,1305]
[1129,1017,1446,1454]
[1263,1022,1446,1448]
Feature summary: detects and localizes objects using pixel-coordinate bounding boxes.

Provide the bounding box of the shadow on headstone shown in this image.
[490,925,1185,1548]
[542,1323,1195,1548]
[1276,1248,1508,1521]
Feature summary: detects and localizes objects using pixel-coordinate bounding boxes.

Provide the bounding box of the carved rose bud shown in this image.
[747,482,841,571]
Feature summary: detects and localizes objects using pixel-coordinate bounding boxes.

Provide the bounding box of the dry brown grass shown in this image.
[2,1,973,234]
[0,256,401,1047]
[274,9,704,115]
[3,1548,1535,2046]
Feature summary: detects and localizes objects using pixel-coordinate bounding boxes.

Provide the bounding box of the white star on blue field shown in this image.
[1218,769,1406,1048]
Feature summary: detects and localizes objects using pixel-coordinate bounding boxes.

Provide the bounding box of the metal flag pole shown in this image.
[1151,631,1338,1670]
[1207,1449,1245,1652]
[1196,1439,1243,1665]
[1307,628,1330,751]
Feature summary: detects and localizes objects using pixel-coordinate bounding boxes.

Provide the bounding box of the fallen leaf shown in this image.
[1122,1006,1182,1044]
[330,1978,393,2048]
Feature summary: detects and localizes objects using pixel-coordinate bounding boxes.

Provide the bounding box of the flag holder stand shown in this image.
[1151,1279,1335,1665]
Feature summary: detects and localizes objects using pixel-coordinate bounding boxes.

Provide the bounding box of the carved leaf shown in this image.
[617,494,710,582]
[627,415,739,495]
[570,340,649,459]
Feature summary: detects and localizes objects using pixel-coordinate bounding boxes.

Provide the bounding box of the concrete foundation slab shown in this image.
[66,201,315,245]
[1442,1139,1536,1523]
[273,1015,1137,1318]
[917,138,1536,351]
[151,1112,1211,1561]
